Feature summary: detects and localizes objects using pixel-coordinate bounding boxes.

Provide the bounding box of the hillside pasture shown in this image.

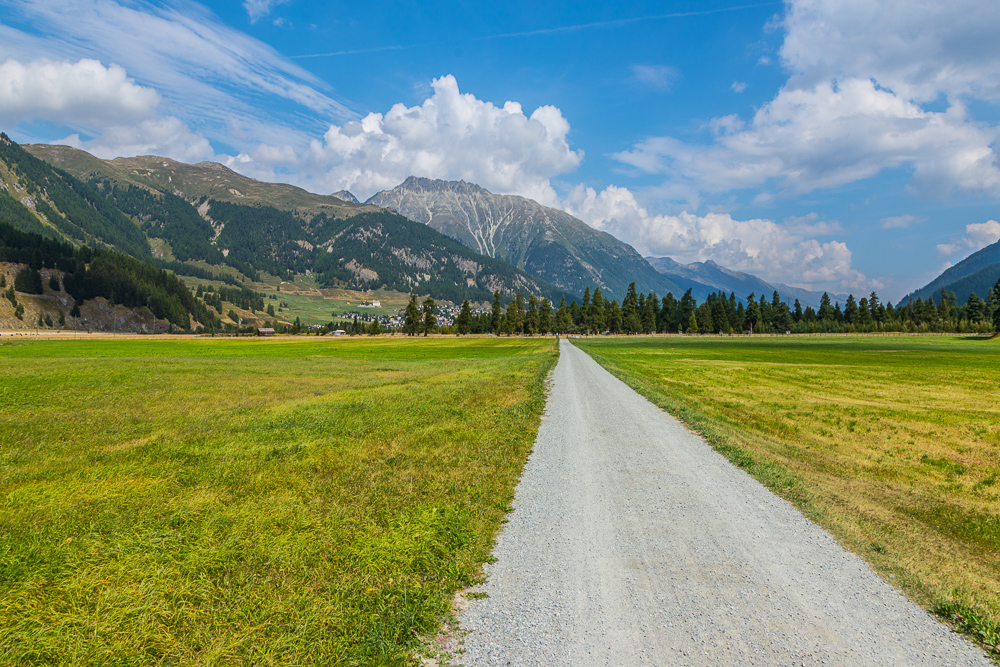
[576,334,1000,656]
[0,336,556,665]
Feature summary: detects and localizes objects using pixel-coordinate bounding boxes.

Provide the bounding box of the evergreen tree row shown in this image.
[420,281,1000,336]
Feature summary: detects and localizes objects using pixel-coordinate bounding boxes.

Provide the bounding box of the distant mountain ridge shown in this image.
[898,239,1000,306]
[26,144,376,220]
[366,176,683,299]
[646,256,849,309]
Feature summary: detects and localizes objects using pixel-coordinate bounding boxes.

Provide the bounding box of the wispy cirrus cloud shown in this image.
[480,3,780,40]
[243,0,289,23]
[0,0,355,155]
[631,65,680,91]
[880,214,925,230]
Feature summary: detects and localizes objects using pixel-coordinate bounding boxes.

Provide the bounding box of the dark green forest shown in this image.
[96,180,224,265]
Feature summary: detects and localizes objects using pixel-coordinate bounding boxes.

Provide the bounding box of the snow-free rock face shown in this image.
[367,177,680,300]
[331,190,360,204]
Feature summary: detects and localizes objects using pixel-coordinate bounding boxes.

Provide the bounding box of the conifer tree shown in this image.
[491,290,502,334]
[818,292,835,321]
[844,294,860,324]
[679,289,696,331]
[621,282,641,333]
[590,288,606,333]
[868,292,882,322]
[659,293,676,332]
[505,292,526,334]
[456,299,472,334]
[403,293,420,335]
[642,292,657,333]
[525,294,539,334]
[711,299,729,333]
[966,293,985,323]
[989,277,1000,331]
[538,298,552,334]
[421,296,437,336]
[555,295,572,332]
[745,293,759,334]
[606,300,622,333]
[421,296,436,336]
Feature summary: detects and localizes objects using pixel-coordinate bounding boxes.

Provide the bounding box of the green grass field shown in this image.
[576,334,1000,656]
[0,336,557,665]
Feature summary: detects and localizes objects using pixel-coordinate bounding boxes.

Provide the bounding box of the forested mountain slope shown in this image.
[0,217,217,331]
[898,239,1000,306]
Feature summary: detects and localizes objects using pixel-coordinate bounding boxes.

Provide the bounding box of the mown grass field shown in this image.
[0,336,557,665]
[576,334,1000,656]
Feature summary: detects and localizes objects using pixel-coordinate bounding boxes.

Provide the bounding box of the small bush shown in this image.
[49,275,61,291]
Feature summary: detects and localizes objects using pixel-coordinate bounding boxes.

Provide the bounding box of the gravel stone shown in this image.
[457,340,990,666]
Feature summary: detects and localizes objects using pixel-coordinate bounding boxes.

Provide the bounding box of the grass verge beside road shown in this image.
[576,335,1000,659]
[0,336,557,665]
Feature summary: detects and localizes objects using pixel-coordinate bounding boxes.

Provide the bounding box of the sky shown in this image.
[1,0,999,301]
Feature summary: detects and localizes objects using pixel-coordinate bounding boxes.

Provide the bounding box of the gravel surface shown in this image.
[457,340,990,666]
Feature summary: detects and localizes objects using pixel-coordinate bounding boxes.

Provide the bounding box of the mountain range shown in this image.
[15,140,563,304]
[645,257,849,309]
[10,137,989,314]
[364,177,683,300]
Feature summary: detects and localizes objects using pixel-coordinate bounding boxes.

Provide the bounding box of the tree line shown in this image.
[389,280,1000,336]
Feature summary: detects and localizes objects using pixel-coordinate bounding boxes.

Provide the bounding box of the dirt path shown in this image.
[456,339,989,666]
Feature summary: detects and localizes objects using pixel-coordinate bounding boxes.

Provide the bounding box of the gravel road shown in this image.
[456,339,990,666]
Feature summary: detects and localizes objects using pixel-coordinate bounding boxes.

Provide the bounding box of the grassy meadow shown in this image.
[576,334,1000,656]
[0,336,557,665]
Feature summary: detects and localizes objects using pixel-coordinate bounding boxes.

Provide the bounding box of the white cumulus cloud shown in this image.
[780,0,1000,103]
[0,58,160,128]
[59,116,213,163]
[615,78,1000,198]
[613,0,1000,202]
[0,56,212,163]
[936,220,1000,257]
[233,75,583,203]
[564,184,869,292]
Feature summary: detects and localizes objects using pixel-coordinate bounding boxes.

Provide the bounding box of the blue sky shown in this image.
[1,0,999,301]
